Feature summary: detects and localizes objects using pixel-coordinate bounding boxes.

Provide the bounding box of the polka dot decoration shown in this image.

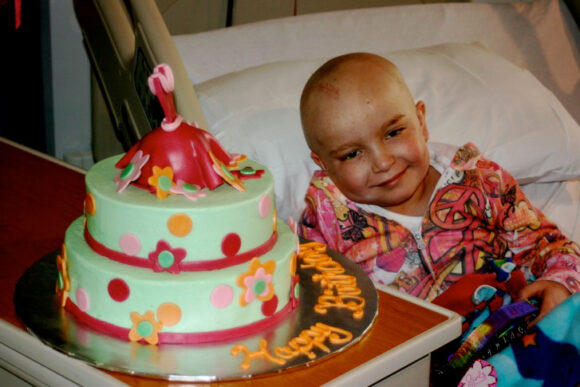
[84,192,96,215]
[167,213,193,237]
[261,295,278,316]
[119,233,141,256]
[289,253,297,275]
[76,288,90,312]
[157,303,182,326]
[210,284,234,308]
[108,278,130,302]
[258,194,271,218]
[221,233,241,256]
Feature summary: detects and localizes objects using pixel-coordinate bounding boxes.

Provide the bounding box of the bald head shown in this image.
[300,53,414,153]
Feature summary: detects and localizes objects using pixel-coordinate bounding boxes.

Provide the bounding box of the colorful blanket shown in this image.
[456,292,580,386]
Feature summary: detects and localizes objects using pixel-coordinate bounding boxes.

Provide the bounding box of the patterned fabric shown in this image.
[299,143,580,301]
[458,292,580,387]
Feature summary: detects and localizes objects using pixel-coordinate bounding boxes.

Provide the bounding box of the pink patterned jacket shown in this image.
[299,143,580,301]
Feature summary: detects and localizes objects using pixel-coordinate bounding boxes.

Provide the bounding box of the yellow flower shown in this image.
[129,310,163,345]
[148,166,175,199]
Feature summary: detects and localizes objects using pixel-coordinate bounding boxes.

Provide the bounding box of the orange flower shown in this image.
[147,166,175,199]
[129,310,163,345]
[56,244,70,307]
[228,153,247,169]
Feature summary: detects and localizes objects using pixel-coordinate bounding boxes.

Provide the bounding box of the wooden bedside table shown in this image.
[0,137,460,386]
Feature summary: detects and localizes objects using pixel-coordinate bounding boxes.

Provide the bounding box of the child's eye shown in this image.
[340,150,361,161]
[386,128,404,139]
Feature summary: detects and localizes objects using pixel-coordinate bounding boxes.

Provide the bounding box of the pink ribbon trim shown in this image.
[65,297,296,344]
[84,227,277,271]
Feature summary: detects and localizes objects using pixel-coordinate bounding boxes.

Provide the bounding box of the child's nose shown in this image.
[371,150,395,173]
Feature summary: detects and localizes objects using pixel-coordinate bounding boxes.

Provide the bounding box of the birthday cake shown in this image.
[55,64,300,345]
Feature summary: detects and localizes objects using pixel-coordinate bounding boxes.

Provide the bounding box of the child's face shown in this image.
[305,59,432,214]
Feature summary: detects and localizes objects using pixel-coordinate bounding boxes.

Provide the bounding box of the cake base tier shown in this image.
[63,217,296,341]
[15,249,378,381]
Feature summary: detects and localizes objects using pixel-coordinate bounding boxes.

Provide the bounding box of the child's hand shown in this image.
[517,280,571,326]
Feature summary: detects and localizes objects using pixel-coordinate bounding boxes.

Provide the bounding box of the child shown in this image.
[298,52,580,327]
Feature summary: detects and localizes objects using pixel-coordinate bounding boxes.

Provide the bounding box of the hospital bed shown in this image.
[73,0,580,244]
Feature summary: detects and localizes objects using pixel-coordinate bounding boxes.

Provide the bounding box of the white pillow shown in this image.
[195,43,580,221]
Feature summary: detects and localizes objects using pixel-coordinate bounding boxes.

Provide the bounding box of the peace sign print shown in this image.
[430,185,486,230]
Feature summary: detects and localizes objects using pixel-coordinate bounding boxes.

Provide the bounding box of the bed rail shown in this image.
[73,0,208,159]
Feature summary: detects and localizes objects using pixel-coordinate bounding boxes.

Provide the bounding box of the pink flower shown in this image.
[115,150,150,193]
[169,180,207,201]
[236,258,276,306]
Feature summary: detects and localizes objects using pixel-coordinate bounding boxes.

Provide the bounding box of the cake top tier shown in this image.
[114,64,248,199]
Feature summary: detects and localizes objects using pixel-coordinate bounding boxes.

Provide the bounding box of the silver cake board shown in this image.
[14,248,378,382]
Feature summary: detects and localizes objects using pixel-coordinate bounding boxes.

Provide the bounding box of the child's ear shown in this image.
[415,100,428,141]
[311,151,326,170]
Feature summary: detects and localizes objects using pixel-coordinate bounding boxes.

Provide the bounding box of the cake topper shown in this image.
[114,64,246,199]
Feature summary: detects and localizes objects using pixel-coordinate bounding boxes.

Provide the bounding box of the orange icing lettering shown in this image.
[312,273,361,296]
[298,242,364,319]
[231,339,285,370]
[231,323,353,369]
[315,293,365,320]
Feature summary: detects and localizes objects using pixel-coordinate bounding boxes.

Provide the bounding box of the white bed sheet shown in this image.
[173,0,580,123]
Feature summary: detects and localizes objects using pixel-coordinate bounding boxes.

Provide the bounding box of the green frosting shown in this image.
[63,154,297,341]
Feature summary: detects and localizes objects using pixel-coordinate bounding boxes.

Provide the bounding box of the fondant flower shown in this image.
[114,150,150,193]
[129,310,163,345]
[228,153,247,169]
[209,151,245,192]
[290,274,300,309]
[148,166,175,199]
[231,167,265,181]
[56,244,70,307]
[237,258,276,306]
[148,240,186,274]
[169,180,207,201]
